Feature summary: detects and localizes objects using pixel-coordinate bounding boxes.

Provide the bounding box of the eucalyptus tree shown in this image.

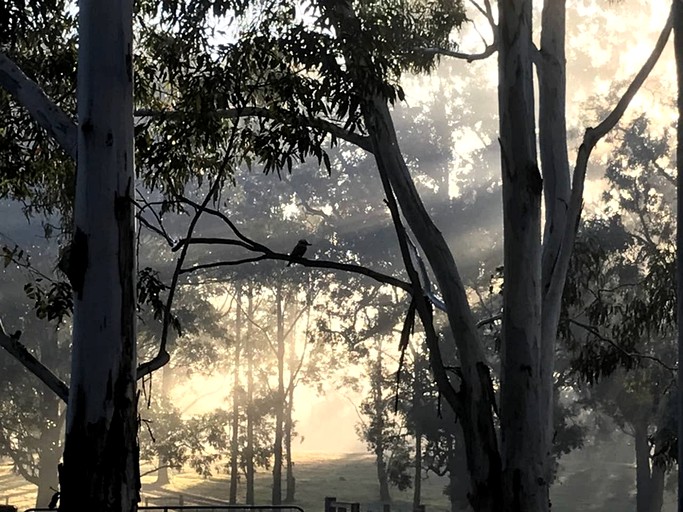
[561,116,678,512]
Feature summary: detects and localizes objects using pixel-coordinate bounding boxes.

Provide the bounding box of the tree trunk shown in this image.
[319,4,501,512]
[59,0,138,509]
[412,352,423,512]
[155,364,173,486]
[538,0,569,488]
[412,432,422,512]
[374,344,391,503]
[272,284,284,505]
[245,286,256,505]
[647,461,665,512]
[634,420,652,512]
[676,0,683,510]
[230,284,242,504]
[284,384,295,503]
[498,1,546,511]
[36,328,62,508]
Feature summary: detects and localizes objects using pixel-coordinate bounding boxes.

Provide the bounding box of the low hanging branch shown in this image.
[0,320,69,402]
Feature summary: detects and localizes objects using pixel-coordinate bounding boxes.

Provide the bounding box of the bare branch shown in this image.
[0,52,77,160]
[0,320,69,402]
[417,43,497,63]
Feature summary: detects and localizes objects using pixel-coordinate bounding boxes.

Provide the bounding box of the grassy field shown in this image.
[0,446,677,512]
[0,452,451,512]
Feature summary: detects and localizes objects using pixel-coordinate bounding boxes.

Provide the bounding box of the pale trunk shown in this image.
[374,345,390,503]
[284,385,295,503]
[361,95,501,508]
[245,287,255,505]
[36,329,62,508]
[155,364,173,486]
[324,2,502,507]
[538,0,569,486]
[272,284,284,505]
[230,285,242,504]
[60,0,138,509]
[498,1,545,512]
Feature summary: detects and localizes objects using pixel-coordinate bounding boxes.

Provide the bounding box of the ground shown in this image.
[0,446,678,511]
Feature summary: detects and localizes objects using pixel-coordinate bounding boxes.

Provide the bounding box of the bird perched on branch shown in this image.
[287,239,311,266]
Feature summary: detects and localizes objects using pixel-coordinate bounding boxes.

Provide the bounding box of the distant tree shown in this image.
[563,117,678,512]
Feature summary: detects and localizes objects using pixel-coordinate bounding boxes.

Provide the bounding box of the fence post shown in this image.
[179,494,184,506]
[325,496,336,512]
[382,504,391,512]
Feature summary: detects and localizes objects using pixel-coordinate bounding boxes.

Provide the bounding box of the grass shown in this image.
[0,445,678,512]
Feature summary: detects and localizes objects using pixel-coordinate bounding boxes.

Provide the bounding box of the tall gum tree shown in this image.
[59,0,138,509]
[317,1,675,511]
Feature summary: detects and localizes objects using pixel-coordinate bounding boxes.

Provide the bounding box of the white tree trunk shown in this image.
[60,0,138,509]
[538,1,569,484]
[497,1,547,511]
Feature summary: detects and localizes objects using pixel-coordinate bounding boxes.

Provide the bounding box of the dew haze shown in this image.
[0,0,679,511]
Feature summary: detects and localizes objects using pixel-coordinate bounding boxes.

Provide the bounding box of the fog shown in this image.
[0,0,679,510]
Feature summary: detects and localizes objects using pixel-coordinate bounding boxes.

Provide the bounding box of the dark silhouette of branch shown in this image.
[569,318,676,373]
[135,106,373,152]
[418,0,497,63]
[0,320,69,402]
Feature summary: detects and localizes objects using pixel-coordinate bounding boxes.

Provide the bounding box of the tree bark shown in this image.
[538,0,568,487]
[374,344,391,503]
[155,365,173,486]
[245,286,256,505]
[35,328,62,508]
[230,284,242,504]
[497,1,546,511]
[676,1,683,511]
[272,283,284,505]
[59,0,139,509]
[284,384,295,503]
[412,432,422,512]
[634,420,652,512]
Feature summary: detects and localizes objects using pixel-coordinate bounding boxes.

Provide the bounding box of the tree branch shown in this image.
[0,320,69,403]
[135,106,373,153]
[569,318,676,373]
[548,3,675,302]
[0,51,77,160]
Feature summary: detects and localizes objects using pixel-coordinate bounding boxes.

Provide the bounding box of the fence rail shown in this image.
[26,506,305,512]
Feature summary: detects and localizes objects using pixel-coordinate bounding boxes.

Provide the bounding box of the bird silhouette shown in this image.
[48,491,60,509]
[287,239,311,266]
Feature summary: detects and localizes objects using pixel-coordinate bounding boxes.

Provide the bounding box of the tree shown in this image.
[562,115,679,512]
